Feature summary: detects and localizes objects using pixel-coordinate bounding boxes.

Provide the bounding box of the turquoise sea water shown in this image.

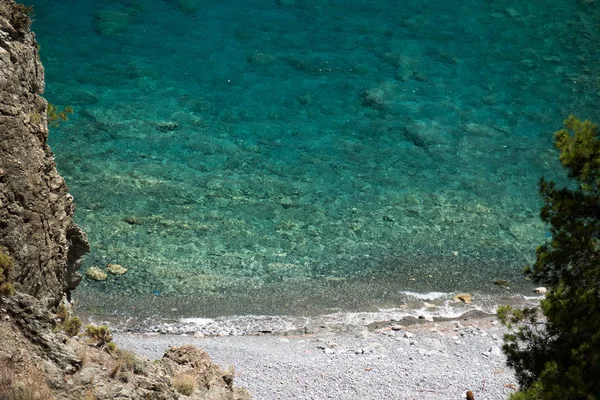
[29,0,600,322]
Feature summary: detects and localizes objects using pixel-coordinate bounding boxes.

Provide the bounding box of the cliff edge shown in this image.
[0,0,88,305]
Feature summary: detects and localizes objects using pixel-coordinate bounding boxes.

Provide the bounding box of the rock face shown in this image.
[0,292,252,400]
[0,0,89,305]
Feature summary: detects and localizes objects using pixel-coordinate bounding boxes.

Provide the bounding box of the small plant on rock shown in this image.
[0,249,15,296]
[47,103,73,128]
[171,373,197,396]
[108,349,147,381]
[84,324,116,353]
[54,303,82,337]
[61,316,82,337]
[9,3,33,32]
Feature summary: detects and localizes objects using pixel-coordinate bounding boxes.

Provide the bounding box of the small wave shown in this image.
[399,291,450,301]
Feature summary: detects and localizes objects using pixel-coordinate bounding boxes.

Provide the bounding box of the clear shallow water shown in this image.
[28,0,600,321]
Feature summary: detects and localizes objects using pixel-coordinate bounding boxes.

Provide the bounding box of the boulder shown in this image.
[453,293,472,304]
[107,263,127,275]
[85,267,108,281]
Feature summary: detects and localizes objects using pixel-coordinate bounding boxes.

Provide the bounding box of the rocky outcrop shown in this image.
[0,0,89,305]
[0,293,251,400]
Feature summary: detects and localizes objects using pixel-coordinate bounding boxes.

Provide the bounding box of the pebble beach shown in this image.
[115,314,519,399]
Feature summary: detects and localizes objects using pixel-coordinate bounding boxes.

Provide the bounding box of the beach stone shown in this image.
[85,267,107,281]
[428,339,445,352]
[106,263,127,275]
[361,342,385,355]
[395,337,410,345]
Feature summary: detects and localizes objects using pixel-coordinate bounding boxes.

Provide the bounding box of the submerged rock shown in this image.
[85,267,107,281]
[107,263,128,275]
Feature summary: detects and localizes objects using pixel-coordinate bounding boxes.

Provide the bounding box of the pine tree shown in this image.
[499,116,600,400]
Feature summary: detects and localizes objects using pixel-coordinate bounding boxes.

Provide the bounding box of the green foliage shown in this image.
[0,250,15,296]
[0,283,15,296]
[47,103,74,128]
[53,303,82,336]
[171,373,197,396]
[0,250,13,281]
[84,324,115,353]
[28,112,42,125]
[114,349,147,375]
[8,3,34,32]
[62,316,82,337]
[56,303,69,322]
[500,116,600,399]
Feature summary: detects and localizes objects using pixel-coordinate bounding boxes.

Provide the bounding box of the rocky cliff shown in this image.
[0,0,89,305]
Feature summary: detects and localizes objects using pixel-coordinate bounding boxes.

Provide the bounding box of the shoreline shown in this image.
[90,290,542,337]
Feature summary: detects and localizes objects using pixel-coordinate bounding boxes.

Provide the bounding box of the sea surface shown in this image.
[28,0,600,326]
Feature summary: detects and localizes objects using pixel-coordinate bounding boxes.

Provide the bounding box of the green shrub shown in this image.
[47,103,73,128]
[61,316,82,337]
[53,303,82,336]
[84,324,115,353]
[0,250,15,296]
[171,373,196,396]
[8,3,33,32]
[500,116,600,399]
[0,250,13,282]
[0,283,15,296]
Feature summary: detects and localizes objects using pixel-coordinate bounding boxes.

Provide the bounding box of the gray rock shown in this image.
[0,5,89,304]
[490,346,502,357]
[361,342,385,355]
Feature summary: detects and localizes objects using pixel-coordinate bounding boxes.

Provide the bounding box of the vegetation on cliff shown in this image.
[0,250,15,296]
[500,116,600,399]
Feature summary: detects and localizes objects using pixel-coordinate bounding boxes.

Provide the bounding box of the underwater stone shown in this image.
[279,197,298,208]
[85,267,107,281]
[107,264,128,275]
